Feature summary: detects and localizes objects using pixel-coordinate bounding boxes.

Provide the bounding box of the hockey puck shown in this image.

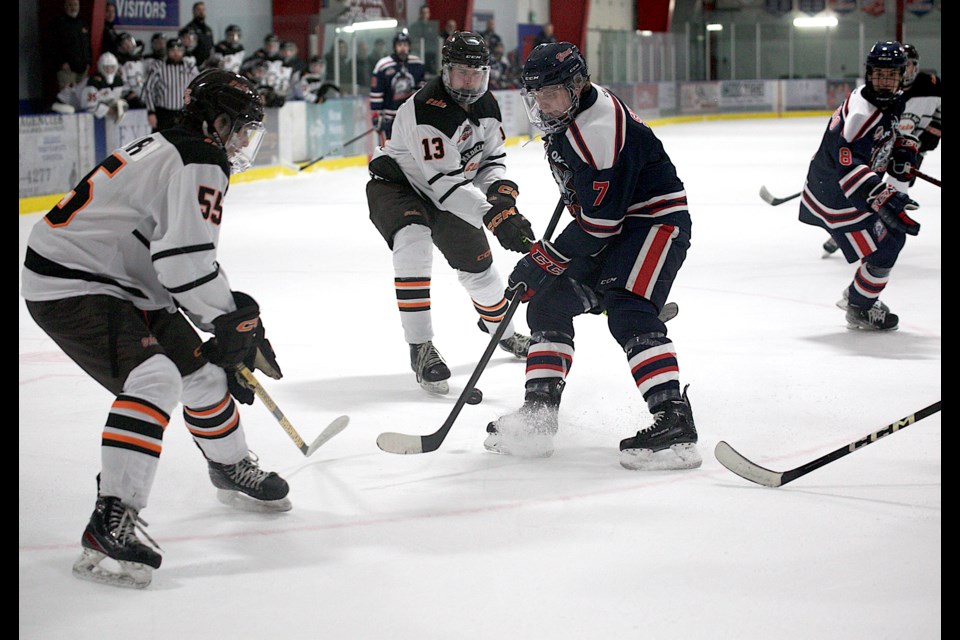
[466,388,483,405]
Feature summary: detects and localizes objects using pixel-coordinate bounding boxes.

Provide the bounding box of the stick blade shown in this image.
[758,185,777,205]
[714,441,784,487]
[659,301,679,323]
[376,431,425,455]
[304,415,350,456]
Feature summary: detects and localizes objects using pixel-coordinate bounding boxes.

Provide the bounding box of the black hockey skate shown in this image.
[619,387,702,470]
[410,341,451,394]
[72,496,162,589]
[476,319,532,359]
[485,380,563,457]
[845,301,899,331]
[498,332,531,358]
[208,452,292,512]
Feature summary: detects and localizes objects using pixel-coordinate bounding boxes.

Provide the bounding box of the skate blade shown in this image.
[72,548,152,589]
[419,380,450,395]
[846,322,899,332]
[216,489,292,513]
[620,442,702,470]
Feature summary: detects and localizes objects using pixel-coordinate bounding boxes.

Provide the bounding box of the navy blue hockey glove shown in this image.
[868,183,920,236]
[888,136,920,182]
[201,292,282,404]
[507,241,570,302]
[484,180,535,253]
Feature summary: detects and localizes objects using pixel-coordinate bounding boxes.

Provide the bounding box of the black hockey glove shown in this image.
[507,241,570,302]
[484,180,535,253]
[868,183,920,236]
[888,136,920,182]
[201,292,283,404]
[918,114,941,153]
[372,111,394,131]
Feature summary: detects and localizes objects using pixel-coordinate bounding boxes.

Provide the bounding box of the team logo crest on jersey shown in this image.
[873,219,888,241]
[426,98,447,108]
[458,127,473,143]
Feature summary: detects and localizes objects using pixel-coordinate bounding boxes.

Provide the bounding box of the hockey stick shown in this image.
[236,365,349,456]
[297,127,376,172]
[714,400,941,487]
[913,170,941,187]
[758,185,801,206]
[376,198,567,455]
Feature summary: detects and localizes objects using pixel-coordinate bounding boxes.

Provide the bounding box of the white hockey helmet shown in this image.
[97,52,120,84]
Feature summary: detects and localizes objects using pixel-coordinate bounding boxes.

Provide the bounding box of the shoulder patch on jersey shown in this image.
[164,127,230,177]
[841,88,885,144]
[414,78,467,138]
[563,86,625,171]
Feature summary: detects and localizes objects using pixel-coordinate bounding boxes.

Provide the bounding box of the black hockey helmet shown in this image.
[182,69,266,174]
[863,41,906,107]
[901,43,920,87]
[440,31,490,105]
[520,42,590,134]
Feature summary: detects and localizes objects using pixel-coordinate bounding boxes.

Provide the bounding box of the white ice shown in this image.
[19,116,941,639]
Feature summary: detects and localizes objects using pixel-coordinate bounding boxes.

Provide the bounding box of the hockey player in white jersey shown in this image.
[366,31,534,396]
[21,69,288,589]
[82,52,128,121]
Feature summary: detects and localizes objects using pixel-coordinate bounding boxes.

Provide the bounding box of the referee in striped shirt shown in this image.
[143,38,199,132]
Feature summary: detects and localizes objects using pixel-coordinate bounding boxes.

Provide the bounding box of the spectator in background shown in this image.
[534,23,556,47]
[488,40,515,89]
[325,39,353,90]
[281,41,306,92]
[215,25,245,73]
[294,55,340,104]
[102,2,120,56]
[480,17,502,51]
[183,1,214,67]
[144,32,167,73]
[142,37,198,132]
[241,58,286,107]
[51,0,92,91]
[244,34,285,95]
[115,31,146,109]
[179,27,200,67]
[355,41,371,89]
[407,4,438,75]
[440,19,457,41]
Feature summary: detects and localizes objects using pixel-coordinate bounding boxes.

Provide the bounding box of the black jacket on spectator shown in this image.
[51,11,92,74]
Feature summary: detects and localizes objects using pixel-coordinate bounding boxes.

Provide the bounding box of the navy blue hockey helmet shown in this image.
[863,41,906,107]
[440,32,490,105]
[393,31,411,59]
[520,42,589,134]
[182,69,266,174]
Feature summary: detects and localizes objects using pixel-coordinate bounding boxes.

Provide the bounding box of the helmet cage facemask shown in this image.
[207,114,265,174]
[521,72,588,134]
[442,63,490,105]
